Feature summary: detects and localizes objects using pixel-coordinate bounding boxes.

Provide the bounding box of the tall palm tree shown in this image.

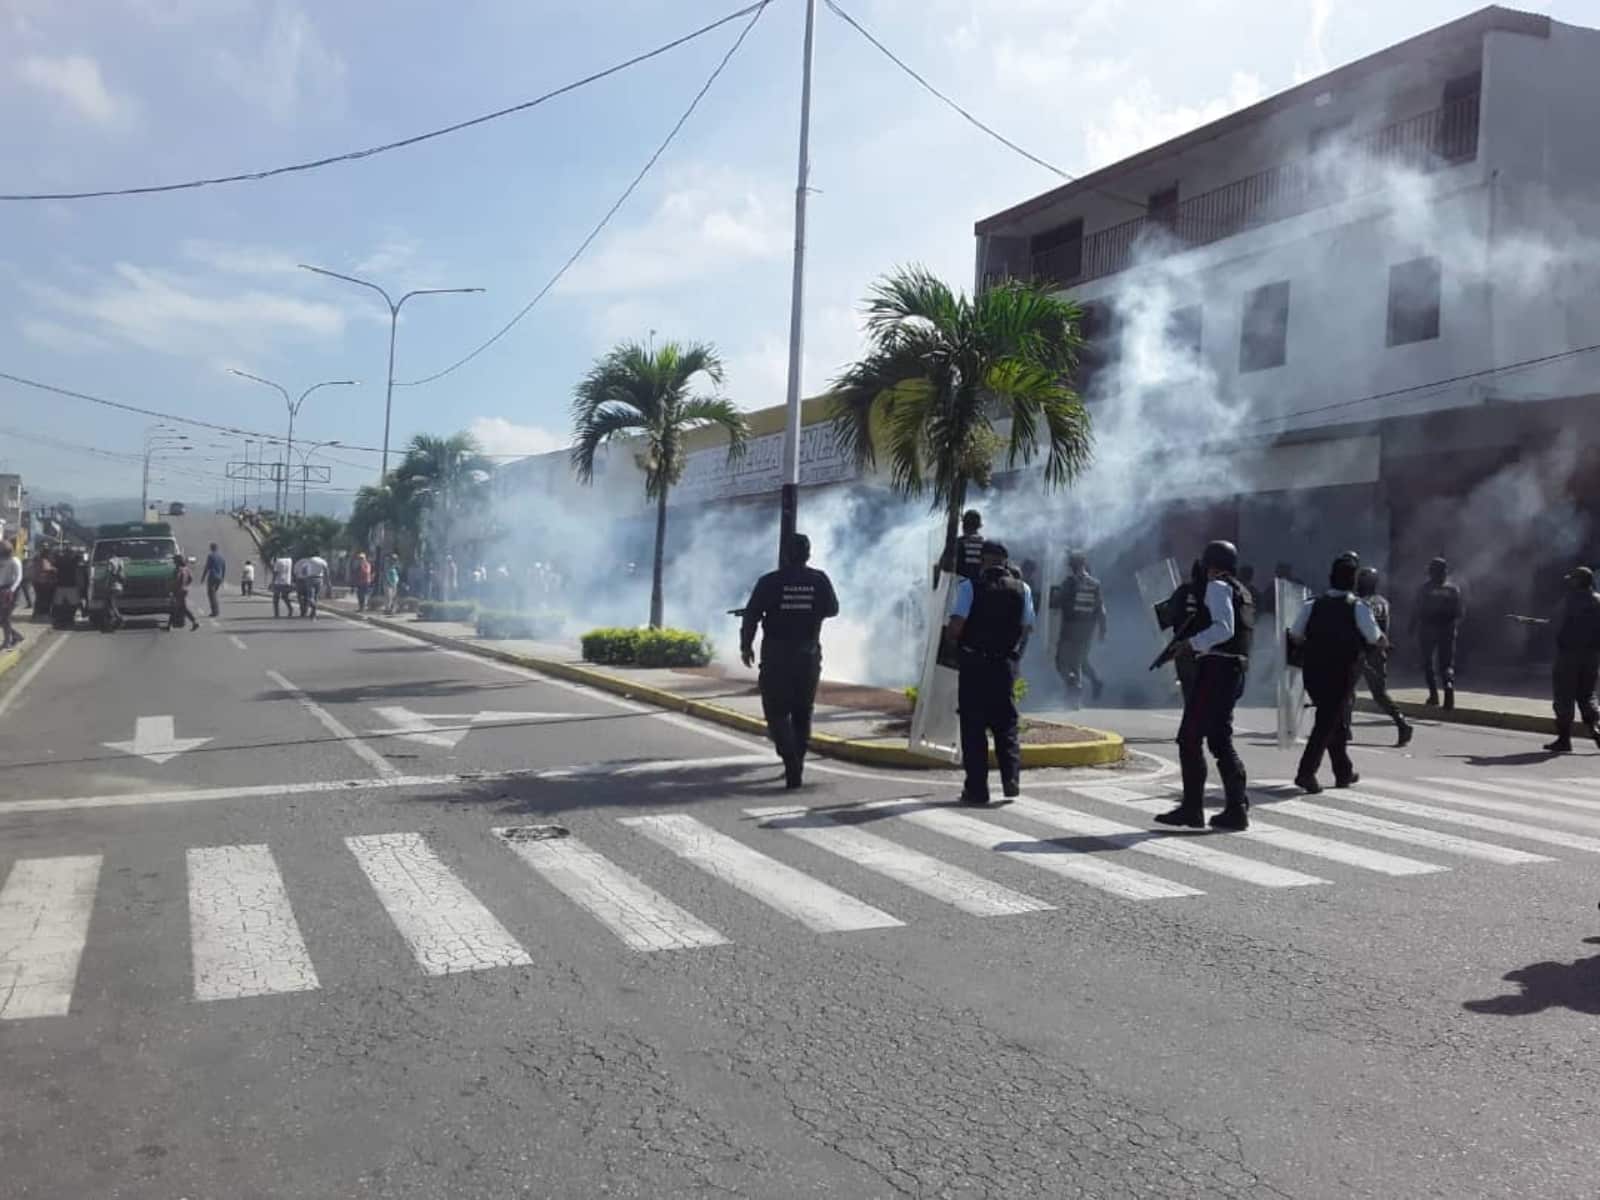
[830,266,1093,570]
[571,340,748,628]
[391,432,492,563]
[347,482,417,556]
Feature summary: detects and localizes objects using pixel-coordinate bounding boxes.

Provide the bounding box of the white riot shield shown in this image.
[907,574,962,763]
[1135,558,1183,651]
[1275,578,1313,749]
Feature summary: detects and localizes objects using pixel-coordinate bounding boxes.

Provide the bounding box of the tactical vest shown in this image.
[1063,573,1102,623]
[1302,594,1365,695]
[1205,576,1254,658]
[762,566,831,643]
[955,535,985,582]
[961,568,1026,658]
[1418,582,1461,626]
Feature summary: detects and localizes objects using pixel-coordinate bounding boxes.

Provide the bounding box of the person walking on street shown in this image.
[29,549,57,618]
[201,543,226,618]
[1155,540,1255,831]
[0,543,22,650]
[352,551,374,611]
[169,554,200,632]
[383,555,402,615]
[740,533,840,789]
[1545,565,1600,753]
[269,553,294,618]
[295,551,329,619]
[1411,556,1463,709]
[1051,550,1107,705]
[240,560,255,596]
[946,540,1035,806]
[1290,555,1383,793]
[1353,567,1412,747]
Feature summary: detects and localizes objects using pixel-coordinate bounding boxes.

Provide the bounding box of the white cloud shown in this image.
[180,239,301,276]
[353,237,421,279]
[16,54,134,126]
[468,417,566,460]
[1294,0,1336,83]
[1084,71,1267,170]
[213,1,344,121]
[18,318,111,353]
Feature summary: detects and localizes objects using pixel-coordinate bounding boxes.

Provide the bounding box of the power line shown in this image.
[398,0,771,388]
[0,1,769,202]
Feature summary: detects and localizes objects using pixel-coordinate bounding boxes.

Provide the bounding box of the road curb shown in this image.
[333,606,1126,770]
[1355,696,1557,737]
[0,627,46,687]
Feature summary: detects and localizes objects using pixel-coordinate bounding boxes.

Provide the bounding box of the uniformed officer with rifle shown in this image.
[1411,556,1463,709]
[1354,566,1413,747]
[1051,550,1107,705]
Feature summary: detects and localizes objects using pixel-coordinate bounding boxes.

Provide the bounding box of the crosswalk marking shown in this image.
[1435,777,1600,813]
[619,814,903,933]
[1319,788,1600,854]
[746,807,1056,916]
[1264,800,1552,865]
[859,800,1203,900]
[1499,777,1596,800]
[346,833,532,974]
[1006,797,1327,888]
[1360,779,1600,832]
[0,855,100,1020]
[493,828,727,952]
[187,845,320,1001]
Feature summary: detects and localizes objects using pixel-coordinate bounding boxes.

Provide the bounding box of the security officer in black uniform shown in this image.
[946,541,1035,805]
[1411,556,1463,708]
[1051,550,1107,705]
[1546,565,1600,753]
[1157,559,1207,703]
[1290,555,1384,793]
[740,533,840,788]
[1354,566,1412,747]
[954,510,986,581]
[1155,540,1254,831]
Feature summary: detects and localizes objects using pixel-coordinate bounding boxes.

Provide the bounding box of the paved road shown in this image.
[3,516,1598,1197]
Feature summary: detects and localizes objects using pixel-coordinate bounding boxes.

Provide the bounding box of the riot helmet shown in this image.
[1567,565,1595,592]
[1201,540,1238,574]
[1329,556,1359,592]
[1068,549,1088,572]
[1427,556,1448,582]
[1355,566,1380,597]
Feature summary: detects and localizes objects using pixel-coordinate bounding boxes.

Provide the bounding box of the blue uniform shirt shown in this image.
[951,576,1036,630]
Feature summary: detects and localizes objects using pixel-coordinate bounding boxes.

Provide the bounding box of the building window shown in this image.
[1168,305,1203,361]
[1386,257,1441,346]
[1239,281,1290,372]
[1030,218,1083,285]
[1074,300,1119,396]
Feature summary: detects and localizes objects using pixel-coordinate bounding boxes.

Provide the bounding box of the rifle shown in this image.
[1149,599,1208,671]
[1505,613,1550,626]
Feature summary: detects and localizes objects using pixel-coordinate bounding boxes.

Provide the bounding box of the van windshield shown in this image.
[94,539,178,562]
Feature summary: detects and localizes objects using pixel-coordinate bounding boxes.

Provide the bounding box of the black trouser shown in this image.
[32,582,55,617]
[1361,652,1408,729]
[1177,655,1247,809]
[272,584,292,617]
[958,652,1020,798]
[1300,685,1356,783]
[355,585,369,611]
[1418,624,1457,693]
[1055,621,1100,693]
[1552,653,1600,738]
[205,578,222,617]
[758,643,822,765]
[171,592,198,630]
[1175,651,1197,705]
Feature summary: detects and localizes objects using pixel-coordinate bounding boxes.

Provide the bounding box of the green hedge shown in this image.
[476,609,562,641]
[581,627,713,668]
[416,600,478,622]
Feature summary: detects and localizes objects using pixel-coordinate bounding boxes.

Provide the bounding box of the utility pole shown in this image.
[228,371,357,514]
[777,0,817,565]
[141,429,190,514]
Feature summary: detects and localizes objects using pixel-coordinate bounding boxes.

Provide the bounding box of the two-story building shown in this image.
[975,5,1600,659]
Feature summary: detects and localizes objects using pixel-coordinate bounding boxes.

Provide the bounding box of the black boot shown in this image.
[1396,721,1413,748]
[1443,685,1455,711]
[1154,803,1205,828]
[783,756,803,789]
[1209,801,1249,831]
[1589,722,1600,750]
[1545,736,1574,753]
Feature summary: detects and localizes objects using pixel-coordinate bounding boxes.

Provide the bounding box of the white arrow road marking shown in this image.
[367,706,586,749]
[102,715,212,765]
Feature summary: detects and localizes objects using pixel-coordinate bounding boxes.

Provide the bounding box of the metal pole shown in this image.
[777,0,817,565]
[382,303,399,483]
[284,404,296,517]
[141,447,150,514]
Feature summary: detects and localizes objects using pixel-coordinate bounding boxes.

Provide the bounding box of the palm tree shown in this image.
[830,266,1093,570]
[391,432,492,563]
[347,482,416,556]
[571,340,748,628]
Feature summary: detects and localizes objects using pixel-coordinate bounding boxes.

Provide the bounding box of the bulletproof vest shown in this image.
[760,566,831,644]
[955,535,985,581]
[1206,576,1254,658]
[1062,573,1101,622]
[1302,594,1366,689]
[961,568,1026,658]
[1418,581,1461,626]
[1556,590,1600,657]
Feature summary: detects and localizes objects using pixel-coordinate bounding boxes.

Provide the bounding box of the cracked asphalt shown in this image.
[1,515,1597,1199]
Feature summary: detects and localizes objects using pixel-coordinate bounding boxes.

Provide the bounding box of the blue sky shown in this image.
[1,0,1591,504]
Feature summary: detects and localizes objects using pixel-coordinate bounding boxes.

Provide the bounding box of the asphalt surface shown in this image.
[3,514,1599,1198]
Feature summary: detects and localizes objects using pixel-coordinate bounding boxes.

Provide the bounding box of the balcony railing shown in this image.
[1015,93,1480,291]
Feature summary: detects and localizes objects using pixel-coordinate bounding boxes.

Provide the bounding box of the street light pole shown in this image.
[294,439,342,517]
[141,429,189,514]
[297,264,483,483]
[778,0,818,565]
[229,371,357,514]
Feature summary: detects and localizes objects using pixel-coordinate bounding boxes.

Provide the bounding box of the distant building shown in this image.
[0,473,22,551]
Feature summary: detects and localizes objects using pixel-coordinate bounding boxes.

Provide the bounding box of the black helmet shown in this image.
[1568,565,1595,591]
[1201,540,1238,573]
[1355,566,1380,597]
[1427,556,1448,580]
[1335,550,1360,568]
[1329,556,1359,592]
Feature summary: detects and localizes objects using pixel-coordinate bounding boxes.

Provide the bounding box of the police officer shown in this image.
[1159,559,1207,703]
[952,509,986,582]
[1354,566,1413,747]
[1155,540,1254,831]
[946,541,1035,805]
[1411,556,1463,709]
[1545,565,1600,753]
[1051,550,1107,704]
[1290,555,1384,793]
[740,533,840,788]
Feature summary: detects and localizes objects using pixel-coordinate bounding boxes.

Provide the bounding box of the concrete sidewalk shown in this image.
[322,596,1124,770]
[1361,685,1570,738]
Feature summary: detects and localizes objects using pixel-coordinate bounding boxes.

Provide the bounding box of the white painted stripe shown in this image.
[857,800,1202,901]
[228,635,247,651]
[1067,783,1164,805]
[268,669,399,779]
[347,833,531,974]
[1266,799,1552,865]
[187,845,319,1001]
[1558,776,1600,789]
[1007,797,1326,888]
[619,814,902,932]
[1431,777,1600,813]
[494,829,727,952]
[747,807,1056,916]
[1315,788,1600,854]
[1502,777,1598,799]
[0,633,70,719]
[1359,778,1600,832]
[0,855,100,1019]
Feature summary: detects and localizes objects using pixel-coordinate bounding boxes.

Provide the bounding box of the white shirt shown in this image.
[0,556,21,591]
[1290,589,1383,644]
[1189,579,1240,655]
[295,556,328,580]
[271,557,293,587]
[241,563,255,581]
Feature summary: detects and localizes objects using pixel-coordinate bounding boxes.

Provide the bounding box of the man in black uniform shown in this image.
[740,533,840,788]
[1290,555,1384,793]
[1545,565,1600,753]
[946,541,1035,805]
[1051,550,1107,705]
[952,509,986,582]
[1411,556,1463,709]
[1354,566,1413,747]
[1155,540,1254,831]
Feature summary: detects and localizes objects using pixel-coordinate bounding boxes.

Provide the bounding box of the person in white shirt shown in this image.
[270,555,294,618]
[240,560,255,597]
[294,553,329,619]
[0,543,23,649]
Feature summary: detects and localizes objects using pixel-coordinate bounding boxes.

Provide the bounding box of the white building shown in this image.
[974,6,1600,653]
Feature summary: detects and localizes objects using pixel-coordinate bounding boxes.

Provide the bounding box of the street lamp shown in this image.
[228,371,358,514]
[298,264,483,481]
[292,439,343,516]
[142,430,190,513]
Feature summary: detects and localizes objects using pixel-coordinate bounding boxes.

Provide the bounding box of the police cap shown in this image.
[1201,540,1238,573]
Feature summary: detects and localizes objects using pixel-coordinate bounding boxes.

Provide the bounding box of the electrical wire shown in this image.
[397,0,771,388]
[0,2,770,202]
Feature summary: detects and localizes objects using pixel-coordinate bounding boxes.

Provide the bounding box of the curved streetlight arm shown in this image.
[291,378,359,419]
[227,368,291,408]
[298,264,396,312]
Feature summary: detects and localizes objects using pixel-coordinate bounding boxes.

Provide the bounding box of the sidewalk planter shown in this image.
[581,627,713,668]
[416,600,478,622]
[476,609,562,640]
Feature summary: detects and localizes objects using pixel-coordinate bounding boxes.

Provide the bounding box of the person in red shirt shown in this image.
[169,553,200,632]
